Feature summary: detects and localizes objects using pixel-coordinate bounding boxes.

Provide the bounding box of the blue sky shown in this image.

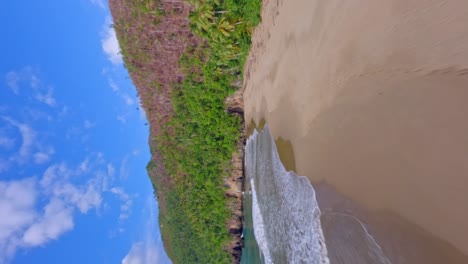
[0,0,170,263]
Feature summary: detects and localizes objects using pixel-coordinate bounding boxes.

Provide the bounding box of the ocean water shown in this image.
[240,175,263,264]
[241,125,391,264]
[242,125,329,264]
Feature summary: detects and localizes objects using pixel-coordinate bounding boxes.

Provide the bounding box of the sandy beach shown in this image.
[244,0,468,262]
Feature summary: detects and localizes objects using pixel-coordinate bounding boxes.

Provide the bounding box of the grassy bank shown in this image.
[111,0,261,263]
[158,1,260,262]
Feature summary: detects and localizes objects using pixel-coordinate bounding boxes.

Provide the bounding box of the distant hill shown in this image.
[109,0,260,263]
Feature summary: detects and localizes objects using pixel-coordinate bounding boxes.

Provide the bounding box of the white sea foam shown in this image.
[321,211,392,264]
[251,178,273,264]
[245,125,330,264]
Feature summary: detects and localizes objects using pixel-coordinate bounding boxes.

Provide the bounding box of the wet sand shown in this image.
[244,0,468,262]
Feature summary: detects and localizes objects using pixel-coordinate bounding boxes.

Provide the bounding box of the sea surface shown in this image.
[240,125,391,264]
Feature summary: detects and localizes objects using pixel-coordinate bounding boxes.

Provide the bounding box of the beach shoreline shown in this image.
[243,0,468,262]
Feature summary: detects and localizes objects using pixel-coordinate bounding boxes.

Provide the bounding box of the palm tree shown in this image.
[216,17,234,37]
[189,4,215,35]
[211,41,240,67]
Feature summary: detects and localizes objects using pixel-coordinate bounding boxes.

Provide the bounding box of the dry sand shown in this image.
[244,0,468,262]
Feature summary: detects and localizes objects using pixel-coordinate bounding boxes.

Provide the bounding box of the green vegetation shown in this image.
[158,1,260,263]
[111,0,261,263]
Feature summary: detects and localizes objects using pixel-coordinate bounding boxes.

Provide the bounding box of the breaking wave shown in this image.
[245,125,329,264]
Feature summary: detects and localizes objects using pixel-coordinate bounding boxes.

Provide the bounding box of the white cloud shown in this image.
[52,183,102,214]
[4,67,41,96]
[22,198,74,247]
[119,156,129,179]
[0,179,37,241]
[3,117,36,164]
[107,163,116,178]
[0,99,142,262]
[40,163,102,213]
[58,106,69,118]
[110,187,129,201]
[79,159,90,173]
[35,87,56,106]
[65,124,92,143]
[0,160,110,261]
[101,67,109,75]
[138,102,147,121]
[96,152,105,163]
[24,108,53,122]
[0,161,144,263]
[4,67,58,107]
[33,152,50,164]
[98,163,116,192]
[40,163,72,188]
[65,126,82,141]
[122,243,162,264]
[121,196,171,264]
[132,149,140,156]
[90,0,105,9]
[108,78,120,92]
[121,94,135,106]
[33,147,55,165]
[40,162,106,213]
[102,20,122,65]
[29,75,40,89]
[0,178,37,262]
[117,114,128,124]
[1,117,55,169]
[84,120,95,129]
[77,185,102,213]
[14,123,35,163]
[110,187,132,222]
[5,71,20,94]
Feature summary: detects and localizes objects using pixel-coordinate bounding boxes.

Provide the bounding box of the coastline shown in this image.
[224,94,246,262]
[110,0,261,262]
[243,0,468,262]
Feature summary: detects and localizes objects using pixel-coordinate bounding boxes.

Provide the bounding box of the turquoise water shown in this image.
[240,177,264,264]
[240,125,391,264]
[241,125,329,264]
